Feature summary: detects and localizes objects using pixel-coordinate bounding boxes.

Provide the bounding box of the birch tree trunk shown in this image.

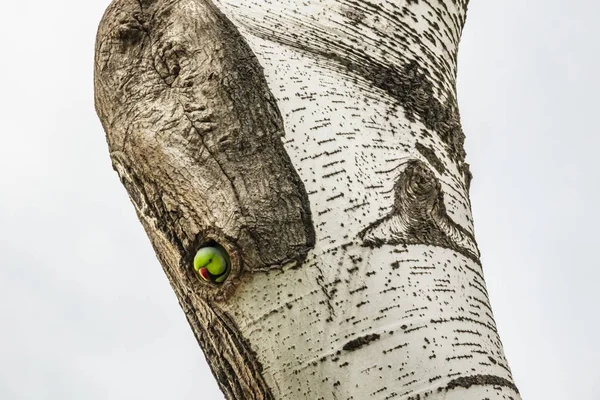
[94,0,521,399]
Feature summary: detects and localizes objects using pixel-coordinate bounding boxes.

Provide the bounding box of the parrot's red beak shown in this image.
[199,268,210,281]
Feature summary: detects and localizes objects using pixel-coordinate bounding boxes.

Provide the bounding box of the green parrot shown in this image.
[193,245,231,284]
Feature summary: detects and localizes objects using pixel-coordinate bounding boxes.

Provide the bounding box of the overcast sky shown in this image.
[0,0,598,399]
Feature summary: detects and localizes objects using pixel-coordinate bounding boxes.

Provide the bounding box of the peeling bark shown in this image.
[94,0,520,399]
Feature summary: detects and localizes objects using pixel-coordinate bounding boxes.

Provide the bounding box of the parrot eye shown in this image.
[193,242,231,285]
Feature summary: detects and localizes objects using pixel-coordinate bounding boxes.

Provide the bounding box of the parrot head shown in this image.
[193,245,231,284]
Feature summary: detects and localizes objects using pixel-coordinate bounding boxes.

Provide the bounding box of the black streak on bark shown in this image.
[342,333,381,352]
[415,142,446,175]
[443,374,520,394]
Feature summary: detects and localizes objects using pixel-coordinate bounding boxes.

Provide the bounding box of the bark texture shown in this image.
[95,0,520,399]
[94,0,313,395]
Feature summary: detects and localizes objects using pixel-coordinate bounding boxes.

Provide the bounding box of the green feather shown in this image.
[193,245,231,283]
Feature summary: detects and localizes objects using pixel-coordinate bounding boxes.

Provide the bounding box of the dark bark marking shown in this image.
[382,342,408,355]
[442,374,519,394]
[415,142,446,175]
[341,6,366,26]
[359,159,479,262]
[431,316,497,334]
[460,161,473,192]
[342,333,381,352]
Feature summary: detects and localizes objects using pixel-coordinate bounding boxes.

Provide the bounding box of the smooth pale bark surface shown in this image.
[95,0,520,399]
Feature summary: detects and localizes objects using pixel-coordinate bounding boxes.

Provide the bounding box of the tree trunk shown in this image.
[94,0,520,399]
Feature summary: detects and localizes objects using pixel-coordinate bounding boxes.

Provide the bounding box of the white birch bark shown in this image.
[94,0,520,399]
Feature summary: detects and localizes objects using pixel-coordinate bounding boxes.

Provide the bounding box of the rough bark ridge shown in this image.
[95,0,314,395]
[95,0,520,399]
[95,0,314,277]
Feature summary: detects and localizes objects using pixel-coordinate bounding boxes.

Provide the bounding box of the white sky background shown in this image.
[0,0,598,399]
